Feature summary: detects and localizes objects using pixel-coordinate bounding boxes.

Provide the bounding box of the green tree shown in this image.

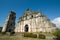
[53,29,60,40]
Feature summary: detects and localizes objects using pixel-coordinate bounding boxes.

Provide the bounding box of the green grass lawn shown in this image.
[0,34,54,40]
[0,35,40,40]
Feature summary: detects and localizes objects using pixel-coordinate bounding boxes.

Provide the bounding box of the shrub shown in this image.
[39,34,45,39]
[24,32,37,38]
[1,32,6,35]
[10,31,15,34]
[24,32,32,37]
[31,34,37,38]
[10,31,15,36]
[53,30,60,40]
[24,32,45,39]
[53,30,60,36]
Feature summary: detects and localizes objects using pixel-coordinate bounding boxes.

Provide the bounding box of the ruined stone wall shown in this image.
[15,9,56,33]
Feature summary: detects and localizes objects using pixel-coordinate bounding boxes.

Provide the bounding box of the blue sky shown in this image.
[0,0,60,27]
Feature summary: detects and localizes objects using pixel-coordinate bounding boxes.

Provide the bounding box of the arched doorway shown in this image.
[25,24,29,32]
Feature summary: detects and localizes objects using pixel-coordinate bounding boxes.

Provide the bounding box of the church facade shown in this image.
[15,9,56,33]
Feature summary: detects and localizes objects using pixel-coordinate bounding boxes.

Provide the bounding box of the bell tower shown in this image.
[2,11,16,32]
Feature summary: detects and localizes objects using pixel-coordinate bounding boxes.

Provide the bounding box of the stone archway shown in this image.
[24,24,29,32]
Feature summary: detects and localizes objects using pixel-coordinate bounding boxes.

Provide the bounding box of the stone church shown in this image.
[15,9,56,33]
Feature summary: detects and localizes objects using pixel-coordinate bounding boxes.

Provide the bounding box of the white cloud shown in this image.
[51,17,60,28]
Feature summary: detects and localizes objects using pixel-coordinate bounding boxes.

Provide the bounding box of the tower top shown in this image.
[26,8,30,11]
[9,8,16,14]
[41,12,46,17]
[38,9,40,13]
